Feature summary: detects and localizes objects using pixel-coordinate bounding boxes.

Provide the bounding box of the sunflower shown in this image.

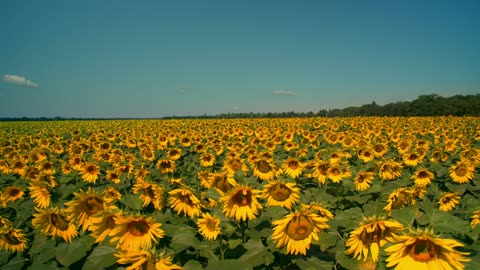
[302,203,334,220]
[260,180,300,210]
[438,192,461,212]
[358,149,375,163]
[89,209,122,243]
[28,184,51,208]
[0,160,11,174]
[132,181,164,210]
[345,216,404,262]
[1,186,24,206]
[106,169,121,184]
[449,160,475,184]
[379,161,403,180]
[167,148,182,161]
[168,188,202,218]
[134,166,151,182]
[80,162,100,183]
[199,153,216,168]
[220,185,262,221]
[383,188,414,215]
[222,156,249,176]
[156,159,176,174]
[311,160,330,184]
[471,210,480,228]
[252,158,276,181]
[402,152,424,167]
[115,249,182,270]
[103,186,122,200]
[0,227,28,253]
[281,157,304,179]
[110,214,165,251]
[69,155,83,171]
[327,163,344,183]
[32,207,78,243]
[64,187,115,231]
[61,163,73,175]
[385,228,470,270]
[205,173,237,195]
[411,168,434,187]
[271,207,329,255]
[354,171,375,191]
[196,212,221,240]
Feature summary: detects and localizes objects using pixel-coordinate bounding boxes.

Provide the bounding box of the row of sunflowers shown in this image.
[0,117,479,269]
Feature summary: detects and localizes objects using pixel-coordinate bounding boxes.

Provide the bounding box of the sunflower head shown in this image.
[220,185,262,221]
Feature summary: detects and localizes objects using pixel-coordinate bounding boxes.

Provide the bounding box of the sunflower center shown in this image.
[363,151,371,157]
[286,215,314,240]
[356,174,366,183]
[9,188,21,197]
[271,184,291,201]
[82,197,104,215]
[359,226,384,244]
[256,160,272,173]
[160,161,171,169]
[374,145,384,153]
[232,190,252,206]
[0,231,22,245]
[206,220,217,231]
[455,166,467,177]
[231,160,242,171]
[86,165,97,174]
[127,220,150,237]
[49,213,70,231]
[417,171,429,178]
[145,186,155,198]
[330,168,340,176]
[288,161,299,170]
[106,215,116,229]
[408,154,418,160]
[409,239,437,262]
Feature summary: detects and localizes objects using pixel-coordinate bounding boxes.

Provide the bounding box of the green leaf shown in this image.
[183,259,204,270]
[82,245,117,270]
[335,247,361,270]
[205,259,251,270]
[32,235,57,263]
[430,210,470,234]
[120,193,144,210]
[239,238,274,267]
[445,182,467,195]
[29,233,50,255]
[58,175,74,184]
[27,260,58,270]
[56,235,94,267]
[294,257,333,270]
[170,226,200,252]
[391,205,417,227]
[317,232,338,252]
[0,250,12,265]
[228,239,242,249]
[2,255,28,270]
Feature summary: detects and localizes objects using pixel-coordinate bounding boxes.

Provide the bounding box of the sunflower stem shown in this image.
[218,235,225,260]
[240,219,249,243]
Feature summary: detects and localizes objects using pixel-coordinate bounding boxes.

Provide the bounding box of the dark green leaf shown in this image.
[3,255,28,270]
[56,236,93,267]
[120,193,143,210]
[317,232,338,252]
[170,226,200,252]
[205,259,251,270]
[239,238,274,267]
[391,205,417,227]
[294,257,333,270]
[82,245,117,270]
[183,259,204,270]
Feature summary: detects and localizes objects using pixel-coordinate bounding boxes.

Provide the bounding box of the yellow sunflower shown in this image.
[402,152,424,167]
[222,156,249,176]
[0,160,11,174]
[115,249,182,270]
[438,192,461,212]
[167,148,182,161]
[132,181,164,210]
[80,162,100,183]
[168,188,202,218]
[327,163,344,183]
[252,158,276,181]
[302,203,334,220]
[271,207,329,255]
[260,180,300,210]
[470,210,480,228]
[110,214,165,251]
[89,209,122,243]
[385,228,470,270]
[0,227,28,253]
[156,159,176,174]
[220,185,262,221]
[311,160,330,184]
[64,187,115,231]
[196,212,221,241]
[449,160,475,184]
[106,169,121,184]
[345,216,404,262]
[281,157,304,179]
[103,186,122,200]
[383,188,414,215]
[411,168,434,187]
[354,171,375,191]
[379,161,403,180]
[32,207,78,243]
[199,153,216,168]
[28,184,51,208]
[1,186,24,206]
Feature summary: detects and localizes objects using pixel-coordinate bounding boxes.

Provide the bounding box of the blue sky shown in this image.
[1,0,479,118]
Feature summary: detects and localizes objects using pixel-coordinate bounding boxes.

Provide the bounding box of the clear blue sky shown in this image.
[1,0,479,118]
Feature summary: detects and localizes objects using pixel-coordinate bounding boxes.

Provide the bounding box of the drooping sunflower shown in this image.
[470,210,480,228]
[271,207,330,255]
[385,228,470,270]
[89,209,122,243]
[260,180,300,210]
[80,162,100,183]
[252,158,276,181]
[220,185,262,221]
[110,214,165,251]
[281,157,304,179]
[354,171,375,191]
[115,249,183,270]
[32,207,78,243]
[378,161,403,180]
[438,192,461,212]
[411,168,434,187]
[205,173,237,195]
[28,184,51,208]
[383,187,414,215]
[345,216,404,262]
[0,227,28,253]
[133,181,164,210]
[302,203,334,220]
[156,159,176,174]
[64,187,115,231]
[196,212,221,241]
[449,160,475,184]
[168,188,202,218]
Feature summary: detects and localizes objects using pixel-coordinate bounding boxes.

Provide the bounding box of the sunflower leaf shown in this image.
[170,226,200,252]
[183,259,204,270]
[317,232,338,252]
[294,256,333,270]
[239,238,274,267]
[120,193,143,210]
[445,182,467,195]
[82,245,117,270]
[2,255,28,270]
[391,205,417,227]
[205,259,251,270]
[429,210,470,234]
[55,235,94,267]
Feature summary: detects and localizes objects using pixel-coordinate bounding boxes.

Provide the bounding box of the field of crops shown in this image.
[0,117,479,270]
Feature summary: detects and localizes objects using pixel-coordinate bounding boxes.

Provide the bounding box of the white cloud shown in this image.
[3,74,39,88]
[272,90,297,96]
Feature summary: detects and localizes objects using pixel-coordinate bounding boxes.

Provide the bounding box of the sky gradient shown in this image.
[1,0,479,118]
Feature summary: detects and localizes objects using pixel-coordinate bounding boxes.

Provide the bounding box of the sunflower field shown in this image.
[0,117,479,270]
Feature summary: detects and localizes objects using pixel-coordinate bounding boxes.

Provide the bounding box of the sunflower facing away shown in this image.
[132,181,165,210]
[345,216,404,262]
[260,180,300,210]
[110,214,165,251]
[449,160,475,184]
[32,207,78,243]
[220,185,262,221]
[383,188,414,215]
[271,207,330,255]
[168,188,202,218]
[64,187,115,231]
[385,228,470,270]
[196,212,221,241]
[438,192,461,212]
[28,183,51,208]
[115,249,183,270]
[0,227,28,253]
